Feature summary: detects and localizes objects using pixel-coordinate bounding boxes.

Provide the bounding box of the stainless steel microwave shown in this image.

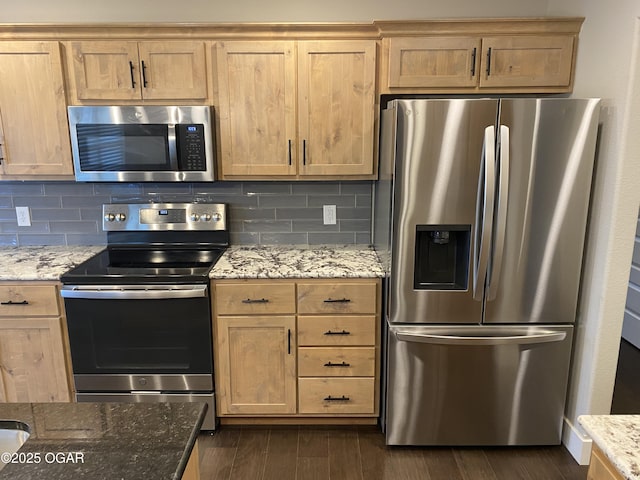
[67,105,215,182]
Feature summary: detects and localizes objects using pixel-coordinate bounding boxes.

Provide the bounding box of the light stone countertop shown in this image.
[579,415,640,479]
[210,244,385,279]
[0,246,105,281]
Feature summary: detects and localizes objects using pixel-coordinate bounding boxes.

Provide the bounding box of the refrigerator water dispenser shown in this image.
[414,225,470,290]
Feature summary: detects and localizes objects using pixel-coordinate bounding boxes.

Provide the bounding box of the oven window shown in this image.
[76,124,171,171]
[65,296,212,375]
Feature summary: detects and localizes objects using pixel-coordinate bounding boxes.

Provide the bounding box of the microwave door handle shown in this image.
[473,126,496,301]
[487,125,510,301]
[167,124,178,169]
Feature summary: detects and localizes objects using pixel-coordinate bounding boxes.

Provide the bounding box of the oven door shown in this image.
[61,284,213,392]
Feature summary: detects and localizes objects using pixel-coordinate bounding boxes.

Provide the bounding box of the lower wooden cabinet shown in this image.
[587,444,625,480]
[0,282,71,402]
[212,278,380,422]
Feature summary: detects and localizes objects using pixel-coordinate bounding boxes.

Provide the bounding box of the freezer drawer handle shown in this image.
[1,300,29,306]
[324,330,351,336]
[323,298,351,303]
[395,331,566,346]
[242,298,269,304]
[324,361,351,367]
[324,395,350,402]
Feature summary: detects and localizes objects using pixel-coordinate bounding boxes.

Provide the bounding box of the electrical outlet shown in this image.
[16,206,31,227]
[323,205,337,225]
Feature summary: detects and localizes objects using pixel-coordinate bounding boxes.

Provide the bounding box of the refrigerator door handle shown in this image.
[487,125,510,301]
[473,126,496,301]
[394,330,566,346]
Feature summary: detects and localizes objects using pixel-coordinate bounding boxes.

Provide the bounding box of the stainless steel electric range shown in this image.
[60,202,229,430]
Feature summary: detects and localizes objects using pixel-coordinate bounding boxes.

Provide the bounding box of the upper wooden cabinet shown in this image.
[216,40,377,180]
[0,41,74,179]
[68,41,208,102]
[379,18,582,94]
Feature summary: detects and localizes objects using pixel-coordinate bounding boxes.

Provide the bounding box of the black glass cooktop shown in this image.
[61,247,226,285]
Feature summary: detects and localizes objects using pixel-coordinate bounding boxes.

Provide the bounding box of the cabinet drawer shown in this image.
[0,284,60,317]
[298,347,375,377]
[298,378,375,414]
[297,282,376,314]
[215,282,296,315]
[298,315,376,346]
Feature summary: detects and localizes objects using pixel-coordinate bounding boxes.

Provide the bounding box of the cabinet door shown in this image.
[70,41,141,100]
[479,36,574,88]
[0,317,70,402]
[387,37,481,88]
[0,42,73,177]
[298,41,376,177]
[137,41,207,100]
[216,41,297,177]
[216,315,296,414]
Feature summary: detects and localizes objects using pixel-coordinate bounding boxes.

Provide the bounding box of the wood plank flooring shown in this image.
[197,426,588,480]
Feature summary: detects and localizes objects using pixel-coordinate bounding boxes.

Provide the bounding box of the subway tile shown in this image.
[142,183,193,194]
[0,222,50,234]
[308,232,356,244]
[336,207,371,220]
[260,232,308,245]
[0,235,17,246]
[61,196,111,208]
[243,220,292,233]
[230,207,276,221]
[0,209,17,221]
[355,232,372,245]
[340,181,374,194]
[93,183,144,196]
[356,194,372,208]
[66,233,108,246]
[80,208,103,222]
[50,221,99,234]
[291,182,340,195]
[275,207,323,220]
[0,197,13,208]
[242,182,292,195]
[43,182,95,196]
[228,220,245,233]
[206,194,258,207]
[339,219,371,232]
[230,232,260,245]
[13,196,62,208]
[193,182,244,195]
[17,234,66,246]
[292,220,339,233]
[0,183,44,196]
[258,195,307,208]
[31,208,81,222]
[307,195,355,208]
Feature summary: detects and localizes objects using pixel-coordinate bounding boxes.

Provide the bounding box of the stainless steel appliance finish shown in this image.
[61,202,229,431]
[68,105,215,182]
[374,98,600,446]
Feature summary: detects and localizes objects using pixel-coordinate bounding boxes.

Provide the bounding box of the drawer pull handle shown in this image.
[324,298,351,303]
[242,298,269,304]
[324,330,351,336]
[324,395,350,402]
[324,361,350,367]
[1,300,29,306]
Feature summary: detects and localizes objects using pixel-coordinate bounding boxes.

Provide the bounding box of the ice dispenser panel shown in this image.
[414,225,470,290]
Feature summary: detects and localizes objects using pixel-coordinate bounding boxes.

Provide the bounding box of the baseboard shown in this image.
[562,417,593,465]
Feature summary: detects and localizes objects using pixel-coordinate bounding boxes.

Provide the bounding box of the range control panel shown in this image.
[102,203,227,231]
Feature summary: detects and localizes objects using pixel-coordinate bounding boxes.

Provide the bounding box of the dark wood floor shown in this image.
[611,339,640,414]
[196,339,640,479]
[197,426,588,480]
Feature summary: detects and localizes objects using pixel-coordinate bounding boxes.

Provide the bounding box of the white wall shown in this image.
[547,0,640,464]
[0,0,549,23]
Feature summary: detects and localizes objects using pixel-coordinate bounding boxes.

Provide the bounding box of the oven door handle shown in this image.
[60,285,208,300]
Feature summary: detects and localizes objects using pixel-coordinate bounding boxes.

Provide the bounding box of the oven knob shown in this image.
[201,213,212,221]
[104,213,116,222]
[190,213,200,222]
[212,213,222,222]
[116,213,126,222]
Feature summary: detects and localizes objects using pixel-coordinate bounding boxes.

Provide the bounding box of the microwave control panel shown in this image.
[176,124,206,171]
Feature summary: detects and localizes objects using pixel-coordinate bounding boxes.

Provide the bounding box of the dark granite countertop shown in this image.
[0,402,206,480]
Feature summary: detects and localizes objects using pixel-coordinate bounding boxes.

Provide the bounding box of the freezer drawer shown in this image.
[385,324,573,446]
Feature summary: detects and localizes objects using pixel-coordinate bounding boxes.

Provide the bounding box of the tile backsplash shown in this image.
[0,181,373,246]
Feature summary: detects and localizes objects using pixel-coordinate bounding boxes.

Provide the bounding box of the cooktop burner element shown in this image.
[61,202,229,285]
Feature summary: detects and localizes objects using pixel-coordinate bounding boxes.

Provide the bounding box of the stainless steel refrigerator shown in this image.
[373,98,600,446]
